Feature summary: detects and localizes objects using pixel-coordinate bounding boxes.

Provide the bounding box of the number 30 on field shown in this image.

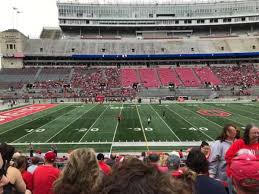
[128,127,153,131]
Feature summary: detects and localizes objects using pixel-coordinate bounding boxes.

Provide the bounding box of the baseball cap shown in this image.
[44,151,56,162]
[230,154,259,189]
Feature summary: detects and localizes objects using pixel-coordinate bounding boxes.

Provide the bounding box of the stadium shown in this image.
[0,0,258,154]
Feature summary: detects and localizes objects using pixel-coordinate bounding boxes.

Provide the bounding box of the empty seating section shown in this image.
[120,69,138,87]
[138,68,160,88]
[211,64,258,86]
[0,68,38,83]
[175,67,202,87]
[36,68,70,82]
[193,67,222,85]
[158,68,182,86]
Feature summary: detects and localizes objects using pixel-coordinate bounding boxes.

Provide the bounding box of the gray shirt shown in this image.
[208,139,233,181]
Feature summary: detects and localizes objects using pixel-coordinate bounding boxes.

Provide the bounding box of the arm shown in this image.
[208,141,221,178]
[7,167,26,193]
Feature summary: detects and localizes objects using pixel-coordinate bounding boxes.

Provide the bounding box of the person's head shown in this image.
[230,154,259,194]
[100,157,192,194]
[0,143,15,166]
[110,153,116,160]
[44,151,56,164]
[54,148,101,194]
[200,141,210,156]
[167,154,180,171]
[14,155,28,172]
[243,124,259,145]
[148,153,160,163]
[31,157,40,165]
[186,148,208,174]
[97,153,105,161]
[217,124,238,142]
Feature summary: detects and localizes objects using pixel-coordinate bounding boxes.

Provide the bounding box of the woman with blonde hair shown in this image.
[53,148,102,194]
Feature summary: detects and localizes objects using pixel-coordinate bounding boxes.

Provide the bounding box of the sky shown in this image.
[0,0,59,38]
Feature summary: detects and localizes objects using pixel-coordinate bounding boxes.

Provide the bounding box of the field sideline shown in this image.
[0,102,259,152]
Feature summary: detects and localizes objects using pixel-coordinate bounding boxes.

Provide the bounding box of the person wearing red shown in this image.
[225,124,259,194]
[15,155,33,191]
[32,151,60,194]
[225,124,259,177]
[97,153,111,176]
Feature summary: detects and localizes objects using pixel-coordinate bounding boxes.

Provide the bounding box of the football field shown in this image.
[0,102,259,153]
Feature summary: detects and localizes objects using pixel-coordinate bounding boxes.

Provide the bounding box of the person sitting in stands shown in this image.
[54,148,102,194]
[100,157,193,194]
[186,148,227,194]
[97,153,111,176]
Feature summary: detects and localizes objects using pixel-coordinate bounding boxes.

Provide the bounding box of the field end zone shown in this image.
[0,104,57,125]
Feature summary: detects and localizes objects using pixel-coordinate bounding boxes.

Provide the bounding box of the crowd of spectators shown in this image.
[0,123,258,194]
[211,64,258,87]
[71,68,136,98]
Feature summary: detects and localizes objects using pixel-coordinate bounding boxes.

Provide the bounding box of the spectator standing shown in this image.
[225,124,259,177]
[32,151,60,194]
[208,124,237,182]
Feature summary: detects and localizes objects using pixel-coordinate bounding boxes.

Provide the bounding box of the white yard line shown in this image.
[12,109,79,143]
[136,105,150,150]
[149,104,181,141]
[46,105,98,142]
[12,106,82,143]
[166,106,214,141]
[109,103,124,154]
[79,105,109,142]
[0,105,67,136]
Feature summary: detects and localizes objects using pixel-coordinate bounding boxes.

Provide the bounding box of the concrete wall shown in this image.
[0,29,27,69]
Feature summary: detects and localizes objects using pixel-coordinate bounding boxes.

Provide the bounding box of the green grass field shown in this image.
[0,102,259,153]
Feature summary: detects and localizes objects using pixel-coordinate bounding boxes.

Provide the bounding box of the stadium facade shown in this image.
[0,0,259,68]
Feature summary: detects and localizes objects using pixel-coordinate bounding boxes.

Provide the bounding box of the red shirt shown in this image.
[22,170,33,191]
[32,165,60,194]
[99,161,111,176]
[225,139,259,176]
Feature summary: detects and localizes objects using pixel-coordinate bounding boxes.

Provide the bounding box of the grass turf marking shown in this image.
[12,106,79,143]
[0,105,67,136]
[46,105,98,142]
[165,106,214,141]
[109,103,124,154]
[136,104,149,151]
[149,104,181,141]
[79,105,110,142]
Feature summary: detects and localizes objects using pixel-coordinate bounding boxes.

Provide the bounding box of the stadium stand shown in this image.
[193,67,222,86]
[175,67,202,87]
[139,68,160,88]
